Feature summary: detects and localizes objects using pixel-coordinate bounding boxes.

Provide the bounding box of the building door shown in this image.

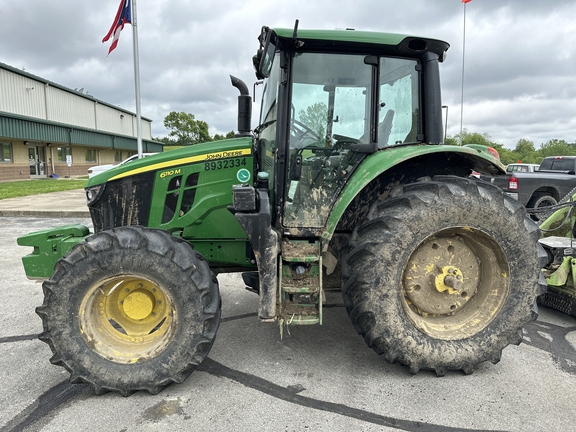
[28,145,46,178]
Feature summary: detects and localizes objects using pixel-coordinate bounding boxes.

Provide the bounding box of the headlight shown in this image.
[86,184,105,206]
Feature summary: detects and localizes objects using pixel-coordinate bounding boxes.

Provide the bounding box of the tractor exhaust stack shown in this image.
[230,75,252,137]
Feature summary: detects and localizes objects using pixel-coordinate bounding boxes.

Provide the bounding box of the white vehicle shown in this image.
[506,163,540,173]
[87,153,157,178]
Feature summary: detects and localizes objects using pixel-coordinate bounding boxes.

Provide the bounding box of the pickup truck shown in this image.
[489,156,576,213]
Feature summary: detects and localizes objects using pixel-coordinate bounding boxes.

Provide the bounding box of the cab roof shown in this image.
[272,27,450,61]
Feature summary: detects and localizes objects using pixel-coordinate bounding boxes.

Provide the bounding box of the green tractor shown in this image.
[537,189,576,318]
[18,24,546,396]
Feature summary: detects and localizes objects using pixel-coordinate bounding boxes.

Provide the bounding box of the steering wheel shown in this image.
[291,119,323,145]
[314,133,358,158]
[310,133,366,185]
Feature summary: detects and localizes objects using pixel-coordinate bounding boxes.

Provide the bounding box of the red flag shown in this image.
[102,0,132,55]
[462,0,472,3]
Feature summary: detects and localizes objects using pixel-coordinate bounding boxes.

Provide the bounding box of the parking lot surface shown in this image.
[2,216,576,432]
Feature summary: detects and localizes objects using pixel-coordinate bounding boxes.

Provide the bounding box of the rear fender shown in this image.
[322,144,504,241]
[17,225,92,279]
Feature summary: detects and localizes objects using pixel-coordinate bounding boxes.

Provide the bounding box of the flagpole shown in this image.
[131,0,143,158]
[459,1,467,145]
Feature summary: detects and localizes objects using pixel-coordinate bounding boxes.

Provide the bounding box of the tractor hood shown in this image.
[86,138,252,187]
[85,137,254,234]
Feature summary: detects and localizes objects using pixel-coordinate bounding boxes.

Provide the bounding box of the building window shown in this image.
[86,149,97,162]
[0,142,13,162]
[57,147,71,163]
[115,151,122,162]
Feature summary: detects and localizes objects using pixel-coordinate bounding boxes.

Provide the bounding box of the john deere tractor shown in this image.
[18,24,546,395]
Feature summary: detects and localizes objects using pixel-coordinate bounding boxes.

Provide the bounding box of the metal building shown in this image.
[0,62,163,182]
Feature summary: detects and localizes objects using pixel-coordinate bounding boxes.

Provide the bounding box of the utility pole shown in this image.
[460,0,472,145]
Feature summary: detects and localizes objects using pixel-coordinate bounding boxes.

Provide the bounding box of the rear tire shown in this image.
[37,226,220,395]
[342,176,547,375]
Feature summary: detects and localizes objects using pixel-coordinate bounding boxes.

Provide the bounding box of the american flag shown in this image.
[102,0,132,55]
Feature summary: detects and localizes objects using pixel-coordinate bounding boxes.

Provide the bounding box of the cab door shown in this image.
[283,52,373,228]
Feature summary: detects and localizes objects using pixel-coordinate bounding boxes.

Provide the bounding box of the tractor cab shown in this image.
[253,25,449,233]
[232,25,454,325]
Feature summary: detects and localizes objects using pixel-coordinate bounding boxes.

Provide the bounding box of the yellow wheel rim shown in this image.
[78,275,176,364]
[401,228,510,340]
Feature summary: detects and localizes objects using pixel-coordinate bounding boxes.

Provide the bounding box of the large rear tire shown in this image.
[342,176,547,375]
[37,226,220,395]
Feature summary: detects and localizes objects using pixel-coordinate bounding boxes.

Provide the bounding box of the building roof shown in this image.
[0,61,152,122]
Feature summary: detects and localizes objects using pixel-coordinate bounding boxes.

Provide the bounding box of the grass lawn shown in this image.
[0,179,87,200]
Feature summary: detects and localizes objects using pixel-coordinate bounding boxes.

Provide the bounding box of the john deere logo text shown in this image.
[205,150,244,160]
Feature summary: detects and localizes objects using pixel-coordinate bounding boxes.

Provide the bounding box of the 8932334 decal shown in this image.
[204,158,247,171]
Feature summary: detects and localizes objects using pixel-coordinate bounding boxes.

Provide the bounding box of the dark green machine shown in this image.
[537,190,576,318]
[18,24,546,395]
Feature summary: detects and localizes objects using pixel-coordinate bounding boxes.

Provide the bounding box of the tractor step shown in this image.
[282,285,320,295]
[279,239,323,327]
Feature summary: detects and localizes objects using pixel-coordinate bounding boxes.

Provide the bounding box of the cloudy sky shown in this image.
[1,0,575,148]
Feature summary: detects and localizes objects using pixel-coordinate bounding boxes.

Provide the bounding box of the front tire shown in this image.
[37,226,220,395]
[342,176,547,375]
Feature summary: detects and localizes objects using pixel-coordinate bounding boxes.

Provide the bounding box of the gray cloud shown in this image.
[1,0,574,148]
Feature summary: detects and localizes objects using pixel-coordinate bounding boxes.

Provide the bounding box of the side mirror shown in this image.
[254,27,276,79]
[253,52,265,80]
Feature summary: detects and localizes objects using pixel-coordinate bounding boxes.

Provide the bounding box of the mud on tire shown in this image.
[36,226,220,396]
[342,176,548,375]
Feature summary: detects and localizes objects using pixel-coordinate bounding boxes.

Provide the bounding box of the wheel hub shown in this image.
[404,236,479,316]
[123,289,155,320]
[435,266,464,295]
[401,228,509,340]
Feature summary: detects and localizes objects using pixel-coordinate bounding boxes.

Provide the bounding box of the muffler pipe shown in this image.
[230,75,252,137]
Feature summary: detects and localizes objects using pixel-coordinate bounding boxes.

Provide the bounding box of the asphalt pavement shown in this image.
[1,194,576,431]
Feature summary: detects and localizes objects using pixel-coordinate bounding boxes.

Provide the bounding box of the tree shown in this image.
[163,111,212,146]
[538,139,576,158]
[446,129,576,165]
[451,129,494,147]
[515,138,535,156]
[511,139,540,164]
[213,131,236,141]
[153,136,174,146]
[446,129,518,164]
[298,102,328,139]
